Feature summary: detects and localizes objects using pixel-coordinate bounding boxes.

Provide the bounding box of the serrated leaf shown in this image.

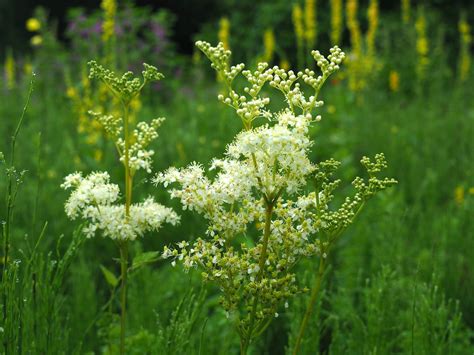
[132,251,161,270]
[100,264,118,288]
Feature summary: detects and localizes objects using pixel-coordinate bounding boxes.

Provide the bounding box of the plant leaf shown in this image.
[100,264,118,288]
[132,251,161,270]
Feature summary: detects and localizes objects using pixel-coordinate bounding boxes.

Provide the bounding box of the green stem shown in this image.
[122,103,132,216]
[119,242,128,355]
[240,202,274,354]
[292,255,326,355]
[2,77,34,355]
[118,100,132,355]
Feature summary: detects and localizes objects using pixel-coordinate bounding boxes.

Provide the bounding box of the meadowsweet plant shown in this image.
[61,62,179,354]
[156,41,396,354]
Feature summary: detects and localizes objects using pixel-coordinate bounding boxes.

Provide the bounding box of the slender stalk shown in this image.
[119,101,131,354]
[240,201,274,355]
[292,255,326,355]
[122,103,132,216]
[119,241,128,355]
[2,77,34,355]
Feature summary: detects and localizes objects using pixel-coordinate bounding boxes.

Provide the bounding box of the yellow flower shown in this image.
[26,18,41,32]
[346,0,364,91]
[279,59,290,71]
[293,4,304,68]
[4,50,15,90]
[366,0,379,58]
[304,0,317,50]
[218,17,231,50]
[454,186,464,205]
[415,9,429,81]
[293,5,304,44]
[389,70,400,92]
[101,0,116,43]
[66,87,77,99]
[263,28,275,63]
[30,35,43,46]
[468,187,474,195]
[402,0,410,24]
[458,15,471,82]
[330,0,343,45]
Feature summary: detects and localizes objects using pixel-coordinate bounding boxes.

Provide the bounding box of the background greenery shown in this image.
[1,0,473,353]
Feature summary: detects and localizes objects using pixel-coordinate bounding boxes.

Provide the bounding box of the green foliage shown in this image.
[1,2,474,354]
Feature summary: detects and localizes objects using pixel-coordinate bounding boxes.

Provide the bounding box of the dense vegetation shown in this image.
[1,1,473,354]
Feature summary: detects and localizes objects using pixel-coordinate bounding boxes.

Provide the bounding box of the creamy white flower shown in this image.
[62,172,179,240]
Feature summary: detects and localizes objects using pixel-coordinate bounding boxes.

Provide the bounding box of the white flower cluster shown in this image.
[62,172,179,240]
[156,111,315,233]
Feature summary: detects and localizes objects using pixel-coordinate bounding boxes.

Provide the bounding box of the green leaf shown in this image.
[131,251,161,270]
[100,264,118,288]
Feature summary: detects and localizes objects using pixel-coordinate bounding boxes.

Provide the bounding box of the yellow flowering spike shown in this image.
[415,9,429,82]
[262,28,276,63]
[389,70,400,92]
[292,4,305,69]
[218,17,231,51]
[101,0,116,43]
[26,18,41,32]
[401,0,410,24]
[366,0,379,58]
[346,0,364,91]
[304,0,317,51]
[458,14,472,82]
[454,186,465,205]
[346,0,361,54]
[4,49,15,90]
[330,0,343,45]
[30,35,43,47]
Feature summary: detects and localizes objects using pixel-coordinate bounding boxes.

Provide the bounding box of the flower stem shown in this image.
[292,255,326,355]
[122,103,132,216]
[119,241,128,355]
[119,101,131,355]
[240,201,274,354]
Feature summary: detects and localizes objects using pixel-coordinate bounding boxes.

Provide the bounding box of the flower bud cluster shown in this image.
[88,61,163,103]
[197,41,345,126]
[117,118,165,173]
